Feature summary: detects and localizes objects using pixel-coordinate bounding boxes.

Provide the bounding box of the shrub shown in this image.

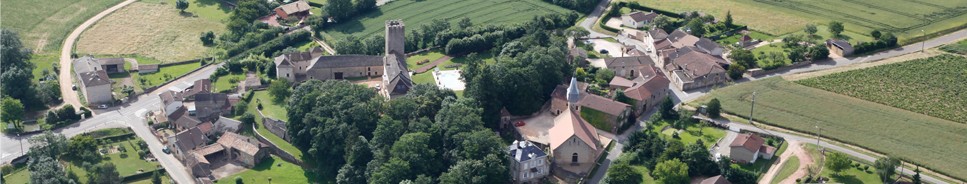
[235,176,243,184]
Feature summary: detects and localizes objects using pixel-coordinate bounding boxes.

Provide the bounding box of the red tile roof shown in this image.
[730,134,765,153]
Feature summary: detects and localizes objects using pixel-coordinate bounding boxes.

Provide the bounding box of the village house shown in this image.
[72,56,114,105]
[183,132,268,177]
[508,140,550,184]
[577,94,631,133]
[617,66,671,116]
[826,39,855,56]
[701,175,732,184]
[603,56,655,79]
[274,0,311,20]
[662,47,729,90]
[621,11,658,28]
[276,20,412,99]
[549,78,605,176]
[168,127,209,162]
[729,133,776,163]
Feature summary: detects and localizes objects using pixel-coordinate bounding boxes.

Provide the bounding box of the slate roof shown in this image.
[194,93,230,120]
[550,108,601,151]
[382,52,412,96]
[625,11,658,23]
[308,55,383,69]
[509,140,547,162]
[217,132,263,156]
[79,70,112,86]
[730,133,765,153]
[578,94,630,116]
[276,0,311,15]
[97,58,125,65]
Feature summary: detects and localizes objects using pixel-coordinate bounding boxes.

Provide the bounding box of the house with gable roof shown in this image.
[549,78,605,175]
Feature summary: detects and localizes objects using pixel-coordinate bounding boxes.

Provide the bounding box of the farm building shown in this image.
[274,0,311,20]
[729,133,776,163]
[72,56,114,105]
[621,11,658,28]
[275,20,412,99]
[826,39,855,56]
[138,64,159,74]
[97,58,126,73]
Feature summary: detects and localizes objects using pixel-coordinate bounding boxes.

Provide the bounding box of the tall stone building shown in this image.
[275,20,412,99]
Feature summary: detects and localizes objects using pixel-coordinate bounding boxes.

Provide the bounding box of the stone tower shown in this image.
[385,20,405,55]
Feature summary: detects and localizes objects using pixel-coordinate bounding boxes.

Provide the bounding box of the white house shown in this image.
[621,11,658,28]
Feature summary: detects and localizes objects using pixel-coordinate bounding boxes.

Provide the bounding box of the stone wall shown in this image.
[263,117,289,142]
[252,123,303,166]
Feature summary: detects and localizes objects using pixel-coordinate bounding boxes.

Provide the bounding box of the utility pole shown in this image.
[816,125,824,154]
[748,91,757,125]
[921,30,925,53]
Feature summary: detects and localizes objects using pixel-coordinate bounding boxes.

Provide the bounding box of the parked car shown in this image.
[97,104,108,109]
[162,146,171,154]
[72,85,77,91]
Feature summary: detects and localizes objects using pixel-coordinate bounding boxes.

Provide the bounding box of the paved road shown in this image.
[57,0,138,112]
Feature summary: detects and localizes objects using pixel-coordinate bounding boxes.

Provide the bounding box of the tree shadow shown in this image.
[179,11,197,18]
[829,173,863,184]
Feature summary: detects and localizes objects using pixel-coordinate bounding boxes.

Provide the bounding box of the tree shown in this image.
[726,64,745,80]
[912,166,922,184]
[176,0,189,12]
[594,68,615,84]
[458,17,473,28]
[728,49,756,68]
[705,98,721,119]
[1,97,24,124]
[659,96,677,120]
[239,113,256,127]
[200,31,216,46]
[653,158,689,184]
[805,24,818,36]
[236,176,244,184]
[828,21,844,37]
[683,140,719,176]
[604,163,642,184]
[268,79,291,103]
[807,44,829,61]
[565,27,590,39]
[653,15,675,33]
[151,170,162,184]
[870,30,882,40]
[825,152,851,175]
[391,132,440,175]
[724,11,734,28]
[685,19,706,37]
[68,135,100,162]
[438,155,508,184]
[325,0,354,21]
[28,131,68,159]
[88,163,121,184]
[874,157,900,183]
[1,29,39,108]
[29,155,73,184]
[354,0,377,12]
[369,158,411,184]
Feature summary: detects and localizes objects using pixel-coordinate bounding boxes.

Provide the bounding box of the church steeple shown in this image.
[567,77,580,108]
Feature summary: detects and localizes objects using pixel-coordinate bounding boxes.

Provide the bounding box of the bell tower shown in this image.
[385,20,405,55]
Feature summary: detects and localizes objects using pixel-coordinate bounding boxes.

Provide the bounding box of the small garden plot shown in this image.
[2,166,30,184]
[406,50,446,69]
[135,61,202,89]
[214,156,324,183]
[751,44,791,69]
[213,73,246,93]
[244,90,302,160]
[29,54,59,82]
[650,120,725,148]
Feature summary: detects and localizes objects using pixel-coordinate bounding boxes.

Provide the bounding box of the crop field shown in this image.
[692,77,967,179]
[629,0,967,42]
[941,39,967,55]
[76,2,225,63]
[0,0,124,52]
[322,0,571,40]
[796,54,967,123]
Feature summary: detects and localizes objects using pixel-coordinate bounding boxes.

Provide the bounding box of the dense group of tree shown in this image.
[1,29,64,131]
[284,81,508,183]
[323,0,376,22]
[24,131,124,184]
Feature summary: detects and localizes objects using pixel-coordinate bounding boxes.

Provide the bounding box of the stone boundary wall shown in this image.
[251,123,304,166]
[747,60,814,77]
[262,117,289,142]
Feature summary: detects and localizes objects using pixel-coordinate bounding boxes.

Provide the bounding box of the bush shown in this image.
[235,176,244,184]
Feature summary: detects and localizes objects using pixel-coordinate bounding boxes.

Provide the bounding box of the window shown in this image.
[571,153,578,163]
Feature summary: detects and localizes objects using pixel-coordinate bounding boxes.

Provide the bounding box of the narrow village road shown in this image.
[57,0,138,113]
[778,142,816,184]
[758,140,801,184]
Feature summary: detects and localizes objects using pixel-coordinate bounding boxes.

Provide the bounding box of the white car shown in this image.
[97,104,108,109]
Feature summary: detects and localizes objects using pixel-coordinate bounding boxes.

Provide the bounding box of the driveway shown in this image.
[590,39,624,58]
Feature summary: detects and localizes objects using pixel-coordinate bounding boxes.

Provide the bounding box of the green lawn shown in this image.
[651,120,725,148]
[796,54,967,123]
[30,53,59,82]
[580,108,613,132]
[101,139,161,176]
[129,174,172,184]
[411,72,435,84]
[819,162,881,184]
[214,156,321,184]
[135,61,202,88]
[181,0,233,21]
[751,43,791,69]
[322,0,571,40]
[0,0,124,52]
[940,39,967,55]
[214,73,245,93]
[691,77,967,179]
[629,165,657,183]
[246,91,301,160]
[2,167,30,184]
[770,155,800,184]
[406,50,446,69]
[716,30,774,46]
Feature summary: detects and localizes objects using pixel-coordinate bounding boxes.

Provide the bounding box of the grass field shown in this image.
[406,50,446,69]
[30,53,60,82]
[652,120,725,147]
[940,39,967,55]
[796,54,967,123]
[411,72,435,84]
[130,174,172,184]
[580,108,613,132]
[214,73,245,92]
[629,0,967,43]
[322,0,571,40]
[136,61,202,88]
[75,2,225,62]
[770,156,800,184]
[2,167,29,184]
[100,139,161,176]
[692,77,967,179]
[246,91,300,160]
[214,156,321,184]
[0,0,124,52]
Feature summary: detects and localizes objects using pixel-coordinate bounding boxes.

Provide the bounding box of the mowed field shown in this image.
[75,2,226,62]
[796,54,967,123]
[629,0,967,42]
[0,0,124,52]
[322,0,571,40]
[692,78,967,179]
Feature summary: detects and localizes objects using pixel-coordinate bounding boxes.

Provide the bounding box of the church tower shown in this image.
[567,77,581,110]
[385,20,405,55]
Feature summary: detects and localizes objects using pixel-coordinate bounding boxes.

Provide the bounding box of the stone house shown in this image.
[729,133,776,163]
[216,132,268,167]
[168,127,209,162]
[663,47,729,90]
[73,56,115,105]
[577,94,631,133]
[549,78,604,175]
[603,56,656,79]
[826,39,854,56]
[508,140,549,184]
[621,11,658,28]
[619,66,670,116]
